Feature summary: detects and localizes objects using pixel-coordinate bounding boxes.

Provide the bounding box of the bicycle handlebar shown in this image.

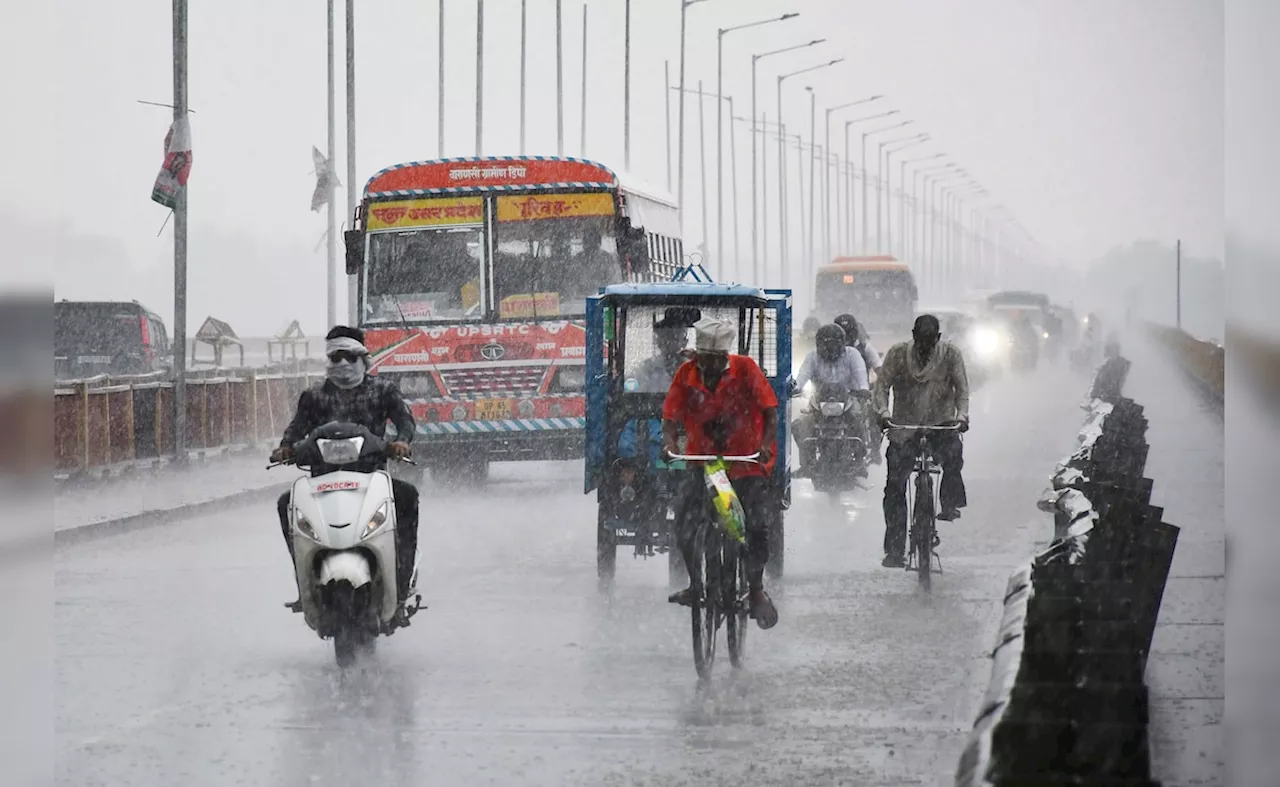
[883,421,964,432]
[665,452,761,463]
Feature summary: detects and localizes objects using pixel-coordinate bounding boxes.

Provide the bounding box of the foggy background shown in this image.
[12,0,1224,336]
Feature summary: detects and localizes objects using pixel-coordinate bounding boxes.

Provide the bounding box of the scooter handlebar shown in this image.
[665,452,761,463]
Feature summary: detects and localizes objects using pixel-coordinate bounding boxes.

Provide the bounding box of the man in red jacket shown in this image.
[662,317,779,629]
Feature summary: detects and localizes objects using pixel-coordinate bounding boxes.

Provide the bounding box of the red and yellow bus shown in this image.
[344,156,681,477]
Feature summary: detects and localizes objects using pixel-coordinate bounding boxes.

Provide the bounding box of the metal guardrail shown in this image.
[53,368,324,477]
[955,357,1179,786]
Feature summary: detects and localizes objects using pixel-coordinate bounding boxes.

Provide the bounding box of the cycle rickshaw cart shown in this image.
[583,270,794,582]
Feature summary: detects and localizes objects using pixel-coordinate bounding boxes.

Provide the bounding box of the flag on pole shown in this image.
[151,117,193,209]
[310,146,342,212]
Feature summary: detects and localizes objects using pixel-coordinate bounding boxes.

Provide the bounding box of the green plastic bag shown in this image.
[704,458,747,544]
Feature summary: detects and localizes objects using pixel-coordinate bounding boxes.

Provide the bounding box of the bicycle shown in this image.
[883,422,963,592]
[667,452,760,679]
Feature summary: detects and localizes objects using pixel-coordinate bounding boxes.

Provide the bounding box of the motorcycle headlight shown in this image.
[820,402,846,417]
[317,436,364,465]
[360,501,390,540]
[294,513,320,542]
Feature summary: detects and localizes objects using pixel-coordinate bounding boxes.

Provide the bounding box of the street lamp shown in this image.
[898,152,946,259]
[677,0,713,236]
[822,95,883,265]
[750,38,824,282]
[776,58,843,274]
[842,109,898,254]
[718,13,799,276]
[672,84,740,278]
[911,161,954,263]
[881,134,931,254]
[860,120,914,253]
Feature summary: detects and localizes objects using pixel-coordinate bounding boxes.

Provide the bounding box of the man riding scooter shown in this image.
[833,313,883,463]
[271,326,420,618]
[791,323,870,479]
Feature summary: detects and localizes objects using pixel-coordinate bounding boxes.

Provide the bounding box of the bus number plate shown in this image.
[475,399,512,420]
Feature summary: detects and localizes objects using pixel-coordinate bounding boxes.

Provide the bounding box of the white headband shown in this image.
[326,336,368,356]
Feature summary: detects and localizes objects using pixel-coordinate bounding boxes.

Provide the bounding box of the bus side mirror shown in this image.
[344,230,364,274]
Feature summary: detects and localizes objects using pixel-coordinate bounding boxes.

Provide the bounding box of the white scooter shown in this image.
[273,421,422,667]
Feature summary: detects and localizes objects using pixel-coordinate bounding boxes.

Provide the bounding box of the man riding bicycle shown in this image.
[873,314,970,568]
[662,316,780,630]
[790,323,869,478]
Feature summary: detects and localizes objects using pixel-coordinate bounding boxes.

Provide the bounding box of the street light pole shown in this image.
[624,0,631,171]
[881,134,929,254]
[698,79,710,265]
[326,0,337,328]
[822,95,883,263]
[776,58,843,278]
[678,0,710,236]
[840,109,898,253]
[717,13,798,281]
[877,132,927,254]
[519,0,527,153]
[806,87,816,286]
[172,0,189,460]
[345,0,357,321]
[556,0,564,156]
[664,60,672,190]
[438,0,445,156]
[476,0,484,156]
[750,38,824,281]
[580,3,588,157]
[860,120,912,254]
[899,153,945,259]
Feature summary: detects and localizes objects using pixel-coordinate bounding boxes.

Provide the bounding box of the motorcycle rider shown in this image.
[833,312,883,463]
[663,316,779,629]
[271,326,420,616]
[873,314,970,568]
[790,323,870,479]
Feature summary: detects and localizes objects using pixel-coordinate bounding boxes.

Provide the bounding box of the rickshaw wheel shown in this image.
[596,505,617,580]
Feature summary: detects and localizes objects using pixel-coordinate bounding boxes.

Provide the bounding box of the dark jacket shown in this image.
[280,376,416,448]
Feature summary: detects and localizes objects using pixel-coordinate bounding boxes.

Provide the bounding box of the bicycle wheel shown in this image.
[690,525,720,679]
[913,474,936,592]
[726,541,750,668]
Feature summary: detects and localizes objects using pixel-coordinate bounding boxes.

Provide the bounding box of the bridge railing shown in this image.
[955,354,1179,786]
[53,368,324,478]
[1145,322,1223,404]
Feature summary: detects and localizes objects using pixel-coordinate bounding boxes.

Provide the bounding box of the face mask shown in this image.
[327,356,367,389]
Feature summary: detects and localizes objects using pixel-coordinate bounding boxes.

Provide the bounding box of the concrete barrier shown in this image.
[956,355,1179,787]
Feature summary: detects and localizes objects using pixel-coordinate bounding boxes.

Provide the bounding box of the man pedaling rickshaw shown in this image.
[662,317,780,630]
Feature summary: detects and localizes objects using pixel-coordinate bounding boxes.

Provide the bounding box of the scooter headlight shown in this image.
[294,512,320,542]
[360,501,390,540]
[819,402,846,417]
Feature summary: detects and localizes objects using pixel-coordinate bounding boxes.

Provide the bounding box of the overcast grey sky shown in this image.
[12,0,1224,333]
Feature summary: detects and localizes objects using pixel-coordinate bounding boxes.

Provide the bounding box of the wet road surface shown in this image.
[57,360,1162,786]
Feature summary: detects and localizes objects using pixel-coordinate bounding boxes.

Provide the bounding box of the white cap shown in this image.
[694,316,735,352]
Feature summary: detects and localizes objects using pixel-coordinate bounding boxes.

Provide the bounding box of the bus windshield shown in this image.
[815,268,917,313]
[364,227,485,323]
[492,195,621,318]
